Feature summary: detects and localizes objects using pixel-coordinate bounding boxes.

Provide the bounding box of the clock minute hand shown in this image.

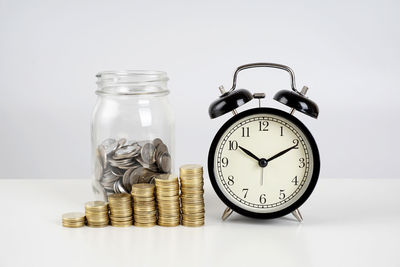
[238,146,261,162]
[265,143,298,163]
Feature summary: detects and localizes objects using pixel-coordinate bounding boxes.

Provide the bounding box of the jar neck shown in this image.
[96,70,169,96]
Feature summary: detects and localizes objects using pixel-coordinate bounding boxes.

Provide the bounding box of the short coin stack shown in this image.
[179,164,205,227]
[131,184,157,227]
[62,212,85,228]
[108,193,133,227]
[85,201,109,227]
[155,174,180,227]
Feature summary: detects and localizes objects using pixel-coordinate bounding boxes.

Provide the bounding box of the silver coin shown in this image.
[111,166,124,177]
[140,143,156,164]
[159,152,171,173]
[113,144,141,159]
[126,140,138,146]
[101,138,118,154]
[122,167,136,192]
[117,178,128,193]
[136,157,159,172]
[117,138,127,148]
[155,143,168,160]
[152,138,163,148]
[129,167,144,185]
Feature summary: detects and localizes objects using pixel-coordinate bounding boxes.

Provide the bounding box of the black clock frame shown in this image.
[208,107,320,219]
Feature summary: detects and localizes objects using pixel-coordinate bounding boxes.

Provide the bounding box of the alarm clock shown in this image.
[207,63,320,222]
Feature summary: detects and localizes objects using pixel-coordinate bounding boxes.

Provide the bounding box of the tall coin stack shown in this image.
[108,193,133,227]
[85,201,109,227]
[179,164,205,227]
[155,174,180,227]
[62,212,85,228]
[131,184,157,227]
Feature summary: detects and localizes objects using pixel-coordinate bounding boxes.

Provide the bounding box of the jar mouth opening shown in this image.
[96,70,169,96]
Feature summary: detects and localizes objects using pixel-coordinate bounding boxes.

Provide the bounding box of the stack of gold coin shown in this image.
[155,174,180,227]
[85,201,109,227]
[108,193,133,227]
[131,183,157,227]
[179,164,205,227]
[62,212,85,228]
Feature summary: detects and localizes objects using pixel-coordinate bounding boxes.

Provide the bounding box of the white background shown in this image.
[0,0,399,179]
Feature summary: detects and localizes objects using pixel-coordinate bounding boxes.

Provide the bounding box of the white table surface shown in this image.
[0,178,398,267]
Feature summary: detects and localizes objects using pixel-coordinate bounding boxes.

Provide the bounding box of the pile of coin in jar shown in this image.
[62,165,205,228]
[93,138,172,199]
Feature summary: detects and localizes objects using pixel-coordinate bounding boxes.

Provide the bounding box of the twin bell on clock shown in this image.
[207,63,320,222]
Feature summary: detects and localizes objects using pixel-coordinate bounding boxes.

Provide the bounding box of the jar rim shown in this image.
[96,70,169,96]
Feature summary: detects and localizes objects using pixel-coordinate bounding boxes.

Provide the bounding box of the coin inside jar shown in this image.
[94,137,172,198]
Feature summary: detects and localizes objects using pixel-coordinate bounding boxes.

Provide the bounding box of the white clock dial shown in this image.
[213,112,315,213]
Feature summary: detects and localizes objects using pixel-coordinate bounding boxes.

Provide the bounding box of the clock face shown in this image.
[208,108,320,219]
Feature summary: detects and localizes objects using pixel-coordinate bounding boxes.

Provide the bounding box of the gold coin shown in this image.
[180,164,203,172]
[111,221,133,227]
[134,222,156,227]
[109,193,131,199]
[62,223,85,228]
[62,212,85,222]
[132,183,155,191]
[155,174,178,183]
[85,201,108,211]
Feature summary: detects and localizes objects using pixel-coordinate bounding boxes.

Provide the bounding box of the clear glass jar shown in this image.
[91,70,174,200]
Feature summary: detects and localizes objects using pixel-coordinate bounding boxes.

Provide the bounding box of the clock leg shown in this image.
[222,207,233,221]
[292,209,303,222]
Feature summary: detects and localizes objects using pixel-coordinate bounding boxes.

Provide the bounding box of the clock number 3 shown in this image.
[299,158,305,168]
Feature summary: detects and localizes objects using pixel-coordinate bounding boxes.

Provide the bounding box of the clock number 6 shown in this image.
[259,194,267,204]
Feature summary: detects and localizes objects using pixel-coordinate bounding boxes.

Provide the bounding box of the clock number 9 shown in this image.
[221,157,229,167]
[259,194,267,204]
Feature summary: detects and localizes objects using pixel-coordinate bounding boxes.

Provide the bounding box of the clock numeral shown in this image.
[241,127,250,137]
[279,189,286,200]
[280,126,284,136]
[221,157,229,167]
[299,158,305,168]
[292,175,298,185]
[228,140,238,150]
[227,175,234,186]
[259,121,269,131]
[259,194,267,204]
[293,139,299,148]
[242,188,249,198]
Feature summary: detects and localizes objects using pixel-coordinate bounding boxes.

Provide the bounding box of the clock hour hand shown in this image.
[265,143,298,163]
[238,146,261,162]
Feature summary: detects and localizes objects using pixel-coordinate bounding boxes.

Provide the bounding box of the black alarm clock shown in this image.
[207,63,320,222]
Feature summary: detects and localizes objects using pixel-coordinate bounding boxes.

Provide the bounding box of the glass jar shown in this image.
[91,70,174,200]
